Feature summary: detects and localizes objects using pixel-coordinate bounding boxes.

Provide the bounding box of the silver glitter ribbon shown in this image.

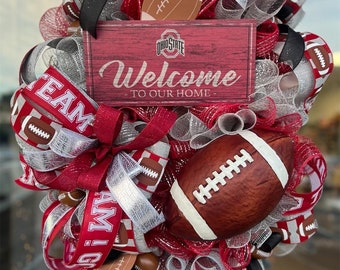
[252,58,315,125]
[215,0,248,19]
[215,0,285,24]
[23,149,72,172]
[48,127,97,158]
[243,0,286,25]
[165,255,189,270]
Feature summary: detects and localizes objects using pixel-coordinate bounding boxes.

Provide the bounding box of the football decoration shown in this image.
[62,0,81,21]
[58,189,86,207]
[22,116,56,145]
[304,35,333,77]
[97,253,137,270]
[137,157,164,187]
[141,0,202,20]
[113,221,130,248]
[165,130,294,240]
[272,210,318,244]
[134,252,160,270]
[8,0,334,269]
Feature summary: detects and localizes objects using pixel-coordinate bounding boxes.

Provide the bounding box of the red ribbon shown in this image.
[41,191,122,269]
[256,20,279,58]
[36,104,177,192]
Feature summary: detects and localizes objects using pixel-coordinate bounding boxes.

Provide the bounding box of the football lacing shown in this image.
[28,123,50,139]
[141,165,159,179]
[305,220,318,231]
[193,149,254,204]
[113,254,127,270]
[156,0,170,14]
[114,233,120,244]
[314,48,326,68]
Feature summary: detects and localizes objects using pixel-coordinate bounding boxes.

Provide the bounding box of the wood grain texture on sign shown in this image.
[83,20,256,106]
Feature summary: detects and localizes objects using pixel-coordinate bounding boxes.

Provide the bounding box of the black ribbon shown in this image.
[276,4,293,23]
[260,232,282,253]
[247,259,265,270]
[278,24,305,70]
[80,0,108,38]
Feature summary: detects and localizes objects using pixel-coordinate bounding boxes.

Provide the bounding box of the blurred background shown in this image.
[0,1,339,269]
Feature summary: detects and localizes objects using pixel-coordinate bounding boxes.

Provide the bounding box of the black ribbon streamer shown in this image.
[278,24,305,69]
[80,0,108,38]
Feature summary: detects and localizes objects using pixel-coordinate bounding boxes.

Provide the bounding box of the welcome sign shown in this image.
[83,20,256,106]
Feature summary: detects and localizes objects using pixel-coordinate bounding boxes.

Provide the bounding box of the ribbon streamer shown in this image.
[106,152,165,233]
[48,127,98,158]
[41,201,77,269]
[80,0,108,38]
[23,149,72,172]
[15,154,50,190]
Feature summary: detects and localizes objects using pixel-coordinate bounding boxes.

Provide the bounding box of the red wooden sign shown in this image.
[83,20,256,106]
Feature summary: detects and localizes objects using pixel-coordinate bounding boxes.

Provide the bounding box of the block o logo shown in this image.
[156,29,185,59]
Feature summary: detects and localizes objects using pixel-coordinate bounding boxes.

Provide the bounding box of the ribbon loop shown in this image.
[93,104,123,145]
[80,0,108,38]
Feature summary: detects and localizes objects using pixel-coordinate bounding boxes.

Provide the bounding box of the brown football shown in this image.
[137,157,163,186]
[134,252,160,270]
[97,253,136,270]
[58,189,85,207]
[113,221,129,248]
[141,0,202,20]
[22,116,56,145]
[164,129,294,241]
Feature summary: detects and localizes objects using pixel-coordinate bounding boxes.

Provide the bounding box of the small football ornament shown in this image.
[141,0,202,20]
[164,129,294,240]
[58,189,86,207]
[22,116,56,145]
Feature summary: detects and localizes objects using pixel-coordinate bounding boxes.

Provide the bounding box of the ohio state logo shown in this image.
[156,29,185,59]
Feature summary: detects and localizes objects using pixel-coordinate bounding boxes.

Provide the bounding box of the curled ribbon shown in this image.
[219,241,252,270]
[170,109,257,149]
[215,0,246,19]
[243,0,286,25]
[165,249,225,270]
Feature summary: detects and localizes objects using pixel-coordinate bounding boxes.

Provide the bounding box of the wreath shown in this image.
[10,0,334,269]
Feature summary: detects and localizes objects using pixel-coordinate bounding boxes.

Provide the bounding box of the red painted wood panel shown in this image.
[83,19,256,106]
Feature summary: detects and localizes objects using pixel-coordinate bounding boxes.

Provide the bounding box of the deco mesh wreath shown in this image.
[10,0,334,269]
